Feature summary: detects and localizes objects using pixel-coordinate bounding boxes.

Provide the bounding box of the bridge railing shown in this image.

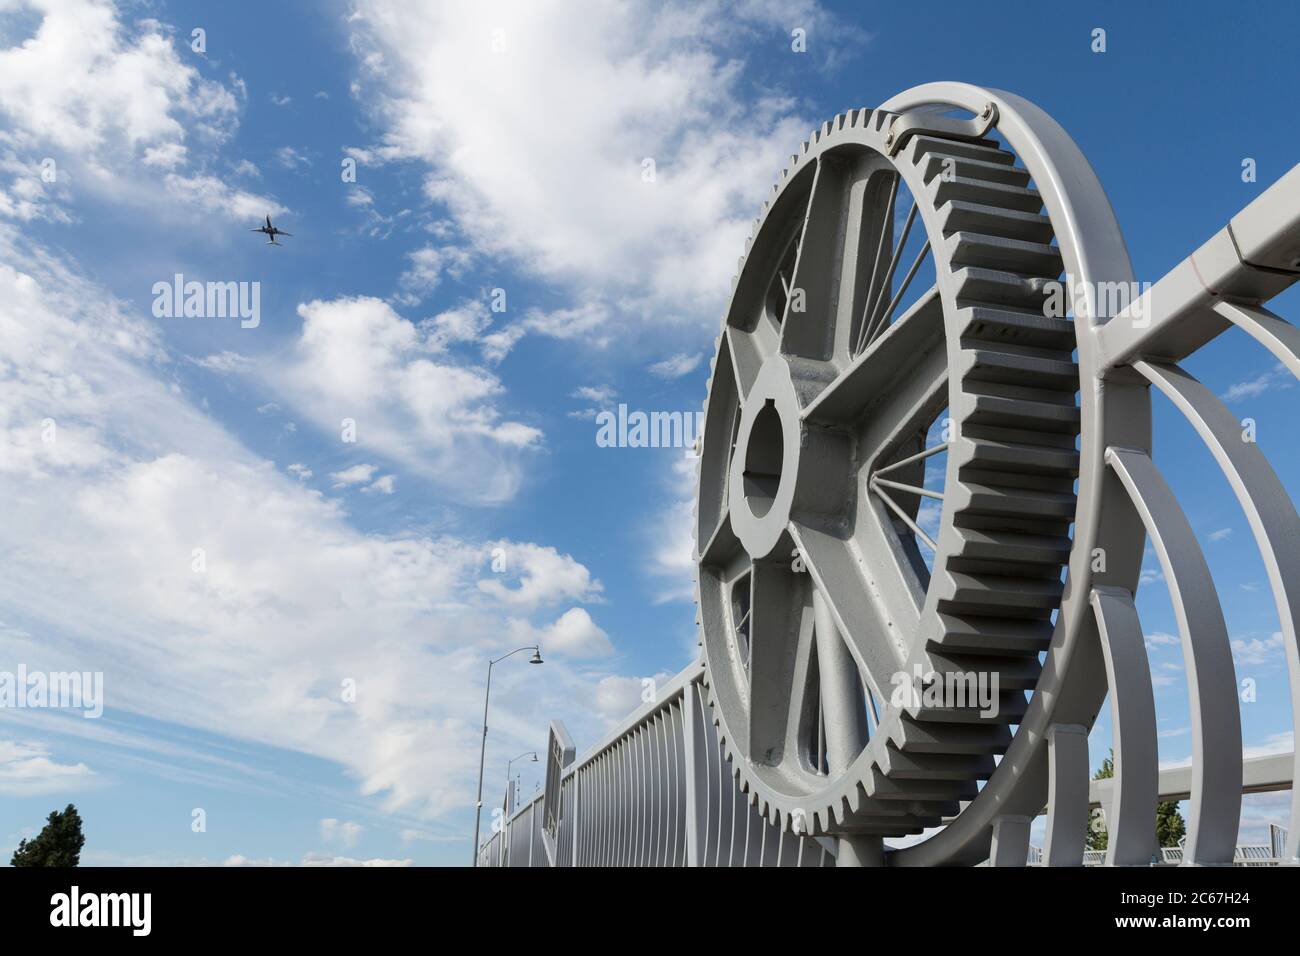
[479,659,833,867]
[479,652,1295,867]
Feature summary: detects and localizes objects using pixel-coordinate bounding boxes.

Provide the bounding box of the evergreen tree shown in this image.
[10,804,85,867]
[1086,751,1114,851]
[1086,749,1187,853]
[1156,799,1187,848]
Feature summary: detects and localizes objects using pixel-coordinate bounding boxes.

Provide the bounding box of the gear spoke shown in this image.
[857,199,919,356]
[803,285,943,425]
[857,345,948,470]
[745,556,807,765]
[698,506,740,568]
[789,522,908,698]
[725,326,763,403]
[811,587,871,774]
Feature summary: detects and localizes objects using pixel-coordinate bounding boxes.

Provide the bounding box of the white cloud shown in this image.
[0,2,236,155]
[1222,363,1294,402]
[594,671,674,724]
[509,607,614,658]
[649,352,703,379]
[330,463,378,487]
[162,172,286,222]
[476,542,603,609]
[320,818,363,847]
[428,301,491,349]
[1208,527,1233,542]
[1232,631,1284,666]
[396,244,474,303]
[572,385,615,404]
[0,739,96,796]
[0,229,635,820]
[646,457,697,604]
[1144,631,1180,650]
[1244,731,1295,758]
[363,474,396,495]
[275,145,309,169]
[287,463,312,481]
[270,296,542,504]
[482,302,610,363]
[346,0,848,355]
[195,350,254,374]
[224,852,412,867]
[0,1,280,221]
[300,852,411,867]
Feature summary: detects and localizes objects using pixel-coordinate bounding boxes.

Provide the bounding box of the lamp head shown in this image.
[529,648,544,664]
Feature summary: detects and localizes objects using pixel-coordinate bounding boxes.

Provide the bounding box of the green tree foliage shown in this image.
[10,804,85,867]
[1156,799,1187,848]
[1086,749,1187,853]
[1085,752,1114,851]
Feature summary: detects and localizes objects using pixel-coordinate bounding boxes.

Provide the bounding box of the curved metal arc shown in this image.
[1134,358,1300,862]
[1089,586,1159,866]
[1215,300,1300,379]
[887,81,1143,868]
[1105,446,1242,865]
[880,83,1137,329]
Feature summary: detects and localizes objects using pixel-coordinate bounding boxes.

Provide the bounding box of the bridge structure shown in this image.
[479,82,1300,868]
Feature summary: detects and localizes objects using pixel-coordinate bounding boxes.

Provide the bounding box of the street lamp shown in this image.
[505,751,538,809]
[472,645,543,866]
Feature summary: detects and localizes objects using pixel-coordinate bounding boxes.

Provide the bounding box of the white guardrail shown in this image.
[476,656,1292,867]
[478,659,834,867]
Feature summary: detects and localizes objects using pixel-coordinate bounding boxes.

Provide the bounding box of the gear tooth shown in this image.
[851,782,868,814]
[835,797,852,827]
[821,120,831,138]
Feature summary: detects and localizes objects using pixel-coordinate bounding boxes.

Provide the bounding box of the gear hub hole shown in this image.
[743,399,784,517]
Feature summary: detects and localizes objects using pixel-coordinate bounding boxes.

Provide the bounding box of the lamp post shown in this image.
[505,751,538,809]
[472,645,543,866]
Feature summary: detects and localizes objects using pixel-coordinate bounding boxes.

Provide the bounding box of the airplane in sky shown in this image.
[251,215,292,245]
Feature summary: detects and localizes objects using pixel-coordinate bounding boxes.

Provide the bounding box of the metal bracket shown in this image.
[885,101,998,156]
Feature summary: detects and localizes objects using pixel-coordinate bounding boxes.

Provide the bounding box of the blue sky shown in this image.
[0,0,1296,865]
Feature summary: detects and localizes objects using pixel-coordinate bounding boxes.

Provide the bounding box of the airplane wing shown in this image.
[251,227,265,232]
[277,231,293,237]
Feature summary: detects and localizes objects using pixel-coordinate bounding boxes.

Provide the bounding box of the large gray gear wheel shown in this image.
[695,86,1133,850]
